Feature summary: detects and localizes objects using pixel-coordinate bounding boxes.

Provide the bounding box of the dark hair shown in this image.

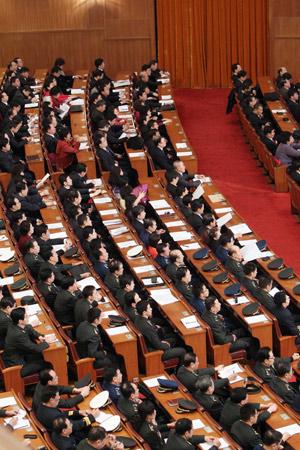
[176,266,189,281]
[39,267,54,282]
[120,382,135,399]
[230,387,247,404]
[231,63,240,72]
[41,386,59,403]
[54,58,65,67]
[138,400,155,421]
[15,181,27,194]
[77,214,89,227]
[136,300,149,316]
[103,366,118,383]
[240,403,257,421]
[237,70,247,79]
[165,171,179,183]
[243,262,257,276]
[132,204,145,219]
[195,375,213,393]
[183,352,197,367]
[274,360,291,377]
[82,285,96,299]
[0,298,15,310]
[176,185,187,198]
[219,233,233,247]
[148,232,161,248]
[256,346,272,363]
[61,276,75,290]
[95,58,104,67]
[59,173,69,186]
[175,418,193,435]
[82,226,94,240]
[192,283,207,298]
[87,426,106,442]
[124,291,137,308]
[156,242,168,255]
[0,137,9,150]
[119,274,134,289]
[53,417,69,434]
[59,127,71,140]
[202,214,215,226]
[39,369,55,386]
[258,276,272,289]
[23,239,37,253]
[50,86,61,96]
[274,291,287,307]
[144,218,156,231]
[262,430,282,445]
[191,199,204,212]
[108,259,122,273]
[34,223,48,238]
[19,220,32,236]
[278,131,292,144]
[87,307,101,323]
[204,296,218,312]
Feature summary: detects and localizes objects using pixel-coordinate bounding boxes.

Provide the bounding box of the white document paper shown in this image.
[240,244,262,262]
[4,416,30,430]
[0,277,14,287]
[118,105,129,112]
[47,222,63,230]
[229,223,252,235]
[219,363,243,379]
[149,199,170,209]
[100,310,118,319]
[100,209,118,216]
[192,419,205,429]
[208,193,225,203]
[201,438,229,449]
[103,219,122,226]
[134,265,155,274]
[272,109,287,113]
[117,240,137,248]
[239,239,257,246]
[70,98,84,106]
[106,325,129,336]
[128,152,145,157]
[71,88,84,94]
[45,333,59,343]
[181,242,201,250]
[245,314,269,324]
[53,244,65,252]
[49,231,68,239]
[150,288,179,305]
[161,95,172,100]
[0,396,17,407]
[216,212,232,227]
[227,296,249,306]
[177,151,193,156]
[79,142,89,150]
[156,208,174,216]
[110,226,128,236]
[214,207,233,213]
[87,178,102,187]
[12,289,34,299]
[27,314,41,327]
[77,277,100,290]
[143,375,167,388]
[94,197,111,204]
[276,424,300,435]
[26,304,41,316]
[192,184,204,200]
[269,287,280,297]
[176,142,188,149]
[165,220,184,228]
[113,79,130,88]
[25,102,39,108]
[181,315,200,329]
[170,231,192,241]
[143,277,163,286]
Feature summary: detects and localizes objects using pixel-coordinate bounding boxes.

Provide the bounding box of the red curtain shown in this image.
[157,0,269,88]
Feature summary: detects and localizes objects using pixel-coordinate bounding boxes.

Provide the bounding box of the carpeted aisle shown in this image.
[174,88,300,273]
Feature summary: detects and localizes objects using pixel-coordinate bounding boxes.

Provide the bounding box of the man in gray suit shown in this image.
[275,131,300,165]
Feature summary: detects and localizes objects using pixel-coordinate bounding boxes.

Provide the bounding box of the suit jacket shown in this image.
[241,276,259,297]
[104,272,120,295]
[261,135,277,155]
[117,396,141,429]
[39,261,72,286]
[176,171,199,189]
[56,139,79,170]
[166,263,178,282]
[175,280,194,303]
[134,315,169,351]
[273,306,299,336]
[288,100,300,123]
[96,147,117,171]
[51,432,76,450]
[76,321,106,360]
[138,421,165,450]
[0,310,11,349]
[54,290,77,325]
[224,258,245,282]
[132,218,146,236]
[33,383,83,411]
[252,358,292,384]
[17,192,45,213]
[3,324,49,367]
[176,365,215,392]
[155,254,170,269]
[44,133,58,154]
[24,253,45,279]
[74,298,94,326]
[149,146,173,170]
[254,289,276,313]
[187,213,204,233]
[165,431,205,450]
[269,377,300,412]
[37,403,94,433]
[70,172,94,193]
[202,311,233,344]
[194,390,224,421]
[230,420,262,450]
[275,142,300,166]
[220,400,264,432]
[215,246,229,265]
[0,150,15,173]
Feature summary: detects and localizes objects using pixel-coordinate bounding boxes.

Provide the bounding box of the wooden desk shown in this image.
[0,390,46,449]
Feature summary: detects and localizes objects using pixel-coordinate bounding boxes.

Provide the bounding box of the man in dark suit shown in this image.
[44,122,59,154]
[3,307,49,376]
[220,387,275,433]
[76,307,114,368]
[131,204,147,236]
[189,284,209,316]
[124,291,140,323]
[149,136,173,170]
[269,360,300,412]
[155,242,170,269]
[273,291,300,344]
[54,276,80,326]
[241,262,260,297]
[39,246,74,286]
[231,404,263,450]
[24,239,45,279]
[70,163,95,194]
[255,277,276,313]
[187,199,205,233]
[202,296,257,358]
[51,417,77,450]
[176,352,216,392]
[224,245,245,282]
[215,233,234,265]
[0,91,9,119]
[0,137,16,173]
[287,87,300,123]
[260,126,278,156]
[117,382,142,429]
[165,418,219,450]
[253,346,299,384]
[135,300,186,362]
[0,298,14,349]
[173,160,200,189]
[165,170,179,198]
[248,103,270,132]
[74,285,98,326]
[96,133,118,171]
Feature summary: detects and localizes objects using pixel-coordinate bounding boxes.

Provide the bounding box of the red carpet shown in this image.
[174,88,300,273]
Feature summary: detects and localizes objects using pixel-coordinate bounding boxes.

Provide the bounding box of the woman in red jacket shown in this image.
[56,128,79,171]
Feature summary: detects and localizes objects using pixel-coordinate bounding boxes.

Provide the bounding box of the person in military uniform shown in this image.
[165,418,220,450]
[102,366,122,404]
[104,260,123,295]
[253,347,299,384]
[166,249,185,282]
[115,274,135,308]
[273,291,300,344]
[253,429,289,450]
[32,367,90,411]
[269,360,300,412]
[54,276,80,326]
[76,425,124,450]
[117,381,142,429]
[175,267,195,304]
[37,268,61,309]
[76,307,114,369]
[51,417,77,450]
[194,375,229,421]
[37,386,97,438]
[220,387,277,432]
[123,291,140,323]
[230,404,263,450]
[74,285,99,326]
[176,352,217,392]
[135,300,186,363]
[254,277,276,313]
[224,245,245,282]
[0,297,15,349]
[3,307,49,376]
[202,296,258,359]
[137,400,173,450]
[23,239,45,279]
[241,262,260,297]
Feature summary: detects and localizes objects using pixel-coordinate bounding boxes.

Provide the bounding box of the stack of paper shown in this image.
[177,151,193,156]
[95,411,113,424]
[245,314,269,324]
[161,95,172,100]
[181,242,201,250]
[216,212,232,227]
[208,193,225,203]
[226,296,249,306]
[110,226,128,236]
[70,98,84,106]
[94,197,111,205]
[71,88,84,94]
[176,142,188,149]
[269,287,280,297]
[118,105,129,112]
[0,397,17,407]
[113,79,130,88]
[49,231,68,239]
[219,363,243,383]
[192,418,205,429]
[77,277,100,290]
[0,277,14,287]
[165,220,184,228]
[45,333,59,343]
[201,438,229,450]
[143,375,167,388]
[100,209,118,216]
[170,231,192,241]
[100,310,118,319]
[156,208,175,216]
[239,239,257,246]
[12,289,34,300]
[27,314,41,327]
[25,102,39,108]
[192,184,204,200]
[134,265,155,274]
[79,142,89,150]
[149,199,170,209]
[4,409,29,430]
[276,424,300,435]
[106,326,129,336]
[47,222,64,230]
[103,219,122,226]
[117,240,137,248]
[26,304,41,316]
[181,315,200,329]
[150,288,179,305]
[229,223,252,235]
